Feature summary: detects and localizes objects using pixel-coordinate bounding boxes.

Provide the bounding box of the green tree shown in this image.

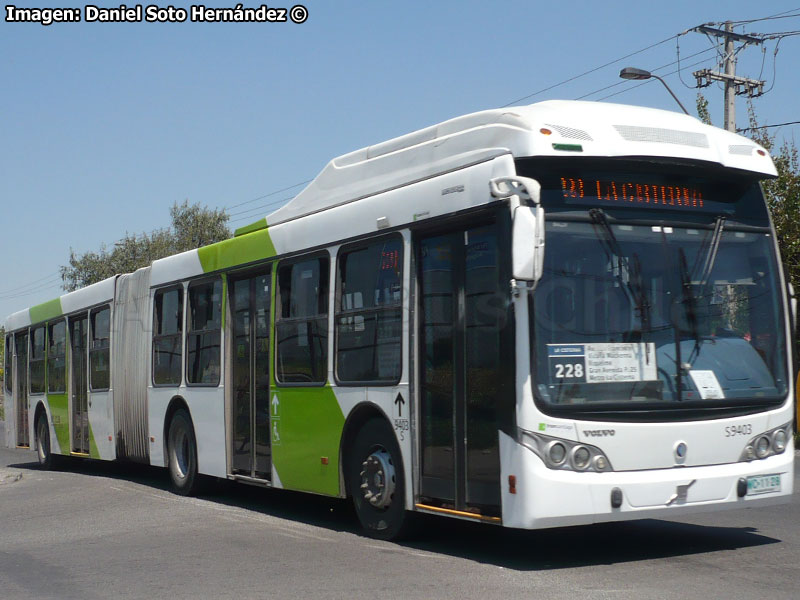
[695,95,800,298]
[61,201,231,291]
[696,93,712,126]
[744,102,800,298]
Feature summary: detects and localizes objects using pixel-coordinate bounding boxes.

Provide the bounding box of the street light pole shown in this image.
[619,67,690,115]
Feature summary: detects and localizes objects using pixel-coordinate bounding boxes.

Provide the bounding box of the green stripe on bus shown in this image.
[30,298,63,324]
[197,227,277,273]
[234,218,268,237]
[272,385,345,496]
[46,393,70,455]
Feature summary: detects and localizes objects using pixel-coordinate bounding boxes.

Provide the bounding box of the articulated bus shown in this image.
[3,100,795,539]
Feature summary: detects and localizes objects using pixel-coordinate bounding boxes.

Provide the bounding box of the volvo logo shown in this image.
[583,429,615,437]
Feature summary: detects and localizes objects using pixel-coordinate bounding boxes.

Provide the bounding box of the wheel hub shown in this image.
[359,449,396,509]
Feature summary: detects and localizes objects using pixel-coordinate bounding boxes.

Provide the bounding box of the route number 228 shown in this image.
[555,363,584,378]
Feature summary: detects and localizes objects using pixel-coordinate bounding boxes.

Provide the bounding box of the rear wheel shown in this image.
[36,412,54,469]
[167,409,200,495]
[348,418,412,540]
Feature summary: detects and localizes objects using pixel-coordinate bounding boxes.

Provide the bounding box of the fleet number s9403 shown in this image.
[725,424,752,437]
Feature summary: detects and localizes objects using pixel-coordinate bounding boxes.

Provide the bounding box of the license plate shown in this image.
[747,474,781,495]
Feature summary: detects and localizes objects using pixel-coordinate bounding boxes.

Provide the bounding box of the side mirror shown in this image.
[489,175,545,285]
[512,204,545,282]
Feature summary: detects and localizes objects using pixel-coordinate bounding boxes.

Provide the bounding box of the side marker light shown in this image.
[508,475,517,494]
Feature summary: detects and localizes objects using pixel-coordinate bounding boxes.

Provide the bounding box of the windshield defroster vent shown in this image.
[614,125,709,148]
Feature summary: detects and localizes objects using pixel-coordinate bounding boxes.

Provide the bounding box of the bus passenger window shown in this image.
[336,237,402,384]
[276,256,329,383]
[153,287,183,386]
[187,279,222,385]
[47,320,66,393]
[90,306,111,390]
[29,326,46,394]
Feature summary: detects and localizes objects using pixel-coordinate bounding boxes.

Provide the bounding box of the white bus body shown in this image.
[3,100,793,538]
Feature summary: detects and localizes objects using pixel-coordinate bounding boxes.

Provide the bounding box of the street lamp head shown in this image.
[619,67,652,81]
[618,66,689,115]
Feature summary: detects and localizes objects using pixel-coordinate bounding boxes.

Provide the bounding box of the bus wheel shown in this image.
[36,412,54,470]
[348,418,410,540]
[167,409,200,496]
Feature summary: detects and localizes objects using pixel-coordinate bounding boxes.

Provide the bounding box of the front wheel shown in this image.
[36,412,54,469]
[348,418,412,540]
[167,409,200,496]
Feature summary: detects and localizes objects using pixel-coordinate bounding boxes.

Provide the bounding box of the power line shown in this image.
[738,120,800,132]
[0,277,63,301]
[576,46,716,100]
[727,8,800,25]
[223,179,311,211]
[501,33,684,107]
[229,195,297,224]
[0,271,61,295]
[595,55,718,102]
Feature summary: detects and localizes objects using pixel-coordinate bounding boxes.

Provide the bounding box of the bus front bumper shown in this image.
[499,431,794,530]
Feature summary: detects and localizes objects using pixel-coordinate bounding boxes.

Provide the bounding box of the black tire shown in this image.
[348,418,412,540]
[167,409,201,496]
[35,412,54,470]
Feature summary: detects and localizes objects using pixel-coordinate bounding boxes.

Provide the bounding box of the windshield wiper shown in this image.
[678,248,703,365]
[693,216,726,290]
[588,209,651,342]
[684,216,726,364]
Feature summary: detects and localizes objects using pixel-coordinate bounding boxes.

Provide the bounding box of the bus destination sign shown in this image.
[560,177,705,210]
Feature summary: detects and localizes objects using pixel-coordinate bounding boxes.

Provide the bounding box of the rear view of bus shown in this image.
[502,102,794,528]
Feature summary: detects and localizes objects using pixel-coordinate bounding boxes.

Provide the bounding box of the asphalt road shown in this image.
[0,442,798,600]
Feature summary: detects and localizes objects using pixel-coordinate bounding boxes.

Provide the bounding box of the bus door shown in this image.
[15,331,29,447]
[70,315,90,454]
[417,221,508,516]
[230,270,272,480]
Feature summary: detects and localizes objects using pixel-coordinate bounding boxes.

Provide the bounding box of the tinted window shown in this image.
[30,326,46,394]
[153,287,183,385]
[90,306,111,390]
[276,256,329,383]
[47,320,66,393]
[336,237,403,383]
[187,279,222,385]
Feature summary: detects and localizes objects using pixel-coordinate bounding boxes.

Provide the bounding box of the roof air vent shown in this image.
[728,144,755,156]
[545,123,593,141]
[614,125,709,148]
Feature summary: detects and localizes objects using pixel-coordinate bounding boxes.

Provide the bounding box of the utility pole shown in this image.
[692,22,765,132]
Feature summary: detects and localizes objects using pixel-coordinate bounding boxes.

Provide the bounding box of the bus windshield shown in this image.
[518,161,788,417]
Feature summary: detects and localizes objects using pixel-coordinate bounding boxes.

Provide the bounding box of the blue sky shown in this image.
[2,0,799,320]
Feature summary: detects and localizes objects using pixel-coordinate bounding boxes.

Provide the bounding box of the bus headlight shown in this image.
[772,429,787,453]
[571,446,591,470]
[546,441,567,465]
[754,436,771,458]
[740,423,792,462]
[519,429,613,472]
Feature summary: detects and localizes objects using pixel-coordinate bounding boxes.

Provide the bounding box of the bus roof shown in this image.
[263,100,776,228]
[4,100,777,329]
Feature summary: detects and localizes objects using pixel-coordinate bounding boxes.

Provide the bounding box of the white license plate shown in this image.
[747,474,781,495]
